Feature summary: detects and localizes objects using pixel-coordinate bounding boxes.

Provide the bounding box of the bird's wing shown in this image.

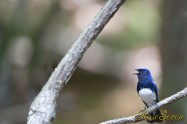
[151,81,159,102]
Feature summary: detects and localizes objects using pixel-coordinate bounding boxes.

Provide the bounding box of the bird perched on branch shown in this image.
[134,68,162,123]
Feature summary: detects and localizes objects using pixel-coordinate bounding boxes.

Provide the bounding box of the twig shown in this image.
[27,0,126,124]
[100,87,187,124]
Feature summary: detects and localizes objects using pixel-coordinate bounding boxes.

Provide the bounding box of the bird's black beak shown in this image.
[133,69,139,75]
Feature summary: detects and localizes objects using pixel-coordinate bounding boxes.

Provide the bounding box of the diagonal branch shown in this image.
[27,0,126,124]
[100,87,187,124]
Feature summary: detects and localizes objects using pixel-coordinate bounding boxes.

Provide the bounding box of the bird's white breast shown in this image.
[138,88,156,107]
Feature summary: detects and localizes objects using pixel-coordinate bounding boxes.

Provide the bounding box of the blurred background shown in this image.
[0,0,186,124]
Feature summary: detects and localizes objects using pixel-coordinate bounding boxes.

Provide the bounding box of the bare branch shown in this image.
[27,0,126,124]
[100,87,187,124]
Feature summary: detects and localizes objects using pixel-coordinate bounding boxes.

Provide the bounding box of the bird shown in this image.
[134,68,162,123]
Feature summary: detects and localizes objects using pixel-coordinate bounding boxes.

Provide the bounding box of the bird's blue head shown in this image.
[134,68,153,81]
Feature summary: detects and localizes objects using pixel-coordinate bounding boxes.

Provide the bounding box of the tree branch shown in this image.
[27,0,126,124]
[100,87,187,124]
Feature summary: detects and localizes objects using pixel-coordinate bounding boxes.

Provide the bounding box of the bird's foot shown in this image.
[139,110,144,113]
[138,109,147,115]
[139,106,147,113]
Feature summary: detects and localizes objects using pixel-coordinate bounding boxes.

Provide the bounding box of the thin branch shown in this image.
[27,0,126,124]
[100,87,187,124]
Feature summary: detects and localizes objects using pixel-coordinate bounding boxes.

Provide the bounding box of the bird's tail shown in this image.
[147,109,162,123]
